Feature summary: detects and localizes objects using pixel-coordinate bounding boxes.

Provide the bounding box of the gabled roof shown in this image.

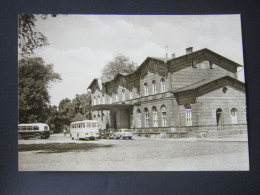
[87,78,98,90]
[174,75,245,94]
[167,48,242,73]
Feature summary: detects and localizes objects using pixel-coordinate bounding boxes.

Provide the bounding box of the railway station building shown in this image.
[87,48,247,138]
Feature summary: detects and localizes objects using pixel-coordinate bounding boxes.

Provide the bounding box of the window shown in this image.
[115,93,118,102]
[230,108,238,124]
[152,107,158,127]
[137,109,142,128]
[152,80,157,94]
[161,78,166,92]
[122,89,125,101]
[87,123,91,127]
[161,105,167,127]
[97,95,100,104]
[93,96,96,105]
[129,88,133,99]
[144,107,149,127]
[34,126,39,130]
[102,94,105,104]
[144,83,149,96]
[185,104,192,126]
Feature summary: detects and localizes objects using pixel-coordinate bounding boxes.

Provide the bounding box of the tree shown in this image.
[102,54,137,79]
[19,57,61,123]
[18,14,56,57]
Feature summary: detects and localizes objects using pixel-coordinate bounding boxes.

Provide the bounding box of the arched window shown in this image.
[122,89,125,101]
[93,96,96,105]
[144,83,149,96]
[185,104,192,126]
[102,94,105,104]
[152,80,157,95]
[152,107,158,127]
[161,78,166,93]
[115,93,118,102]
[136,109,142,128]
[216,108,223,129]
[129,88,133,99]
[230,108,238,124]
[161,105,167,127]
[144,107,149,127]
[97,95,100,104]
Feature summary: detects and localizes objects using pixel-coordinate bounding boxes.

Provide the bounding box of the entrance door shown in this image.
[216,108,223,130]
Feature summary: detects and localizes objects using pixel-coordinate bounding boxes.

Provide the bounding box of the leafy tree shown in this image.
[102,54,137,79]
[19,57,61,123]
[18,14,56,57]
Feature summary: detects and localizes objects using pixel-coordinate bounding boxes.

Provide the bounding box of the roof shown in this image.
[173,75,245,93]
[71,120,99,124]
[87,78,98,90]
[86,103,135,111]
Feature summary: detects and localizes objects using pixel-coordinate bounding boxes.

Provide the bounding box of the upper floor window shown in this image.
[122,89,125,101]
[152,80,157,95]
[102,94,105,104]
[97,95,101,104]
[161,78,166,93]
[129,88,133,99]
[115,93,118,102]
[144,83,149,96]
[93,96,96,105]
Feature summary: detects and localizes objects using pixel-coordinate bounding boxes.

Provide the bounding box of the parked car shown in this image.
[99,129,115,139]
[114,129,133,139]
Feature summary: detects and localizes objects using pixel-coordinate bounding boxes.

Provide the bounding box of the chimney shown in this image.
[186,47,193,54]
[171,53,176,59]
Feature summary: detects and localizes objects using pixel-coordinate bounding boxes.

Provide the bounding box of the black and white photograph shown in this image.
[18,14,249,171]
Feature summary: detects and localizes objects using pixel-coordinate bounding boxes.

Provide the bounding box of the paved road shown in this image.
[18,134,249,171]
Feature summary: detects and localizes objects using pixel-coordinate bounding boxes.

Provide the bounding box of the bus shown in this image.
[18,123,51,139]
[70,120,100,140]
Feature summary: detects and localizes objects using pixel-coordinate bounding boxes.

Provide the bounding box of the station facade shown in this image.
[87,48,247,137]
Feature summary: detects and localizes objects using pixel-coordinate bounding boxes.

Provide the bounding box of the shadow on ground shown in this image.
[19,143,112,153]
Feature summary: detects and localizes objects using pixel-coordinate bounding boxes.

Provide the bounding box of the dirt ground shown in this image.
[18,134,249,171]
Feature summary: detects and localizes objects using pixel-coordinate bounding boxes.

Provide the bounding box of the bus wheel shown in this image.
[35,134,41,139]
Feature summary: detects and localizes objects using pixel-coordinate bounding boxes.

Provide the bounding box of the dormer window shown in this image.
[122,89,125,101]
[161,78,166,93]
[152,80,157,95]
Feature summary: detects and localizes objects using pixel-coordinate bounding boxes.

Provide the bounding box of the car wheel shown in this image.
[35,134,41,139]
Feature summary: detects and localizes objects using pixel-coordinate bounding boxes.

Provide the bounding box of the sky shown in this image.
[31,14,245,106]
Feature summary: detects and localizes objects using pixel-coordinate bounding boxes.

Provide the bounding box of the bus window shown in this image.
[82,123,85,128]
[34,126,39,130]
[86,123,91,127]
[92,123,96,127]
[21,126,26,131]
[44,126,48,130]
[27,126,33,130]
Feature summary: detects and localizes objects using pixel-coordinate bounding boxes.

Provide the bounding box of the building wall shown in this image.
[195,86,247,130]
[170,61,236,91]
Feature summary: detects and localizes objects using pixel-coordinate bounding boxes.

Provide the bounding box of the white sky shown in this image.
[32,14,245,106]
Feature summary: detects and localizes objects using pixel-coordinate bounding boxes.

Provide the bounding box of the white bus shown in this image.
[18,123,51,139]
[70,120,100,140]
